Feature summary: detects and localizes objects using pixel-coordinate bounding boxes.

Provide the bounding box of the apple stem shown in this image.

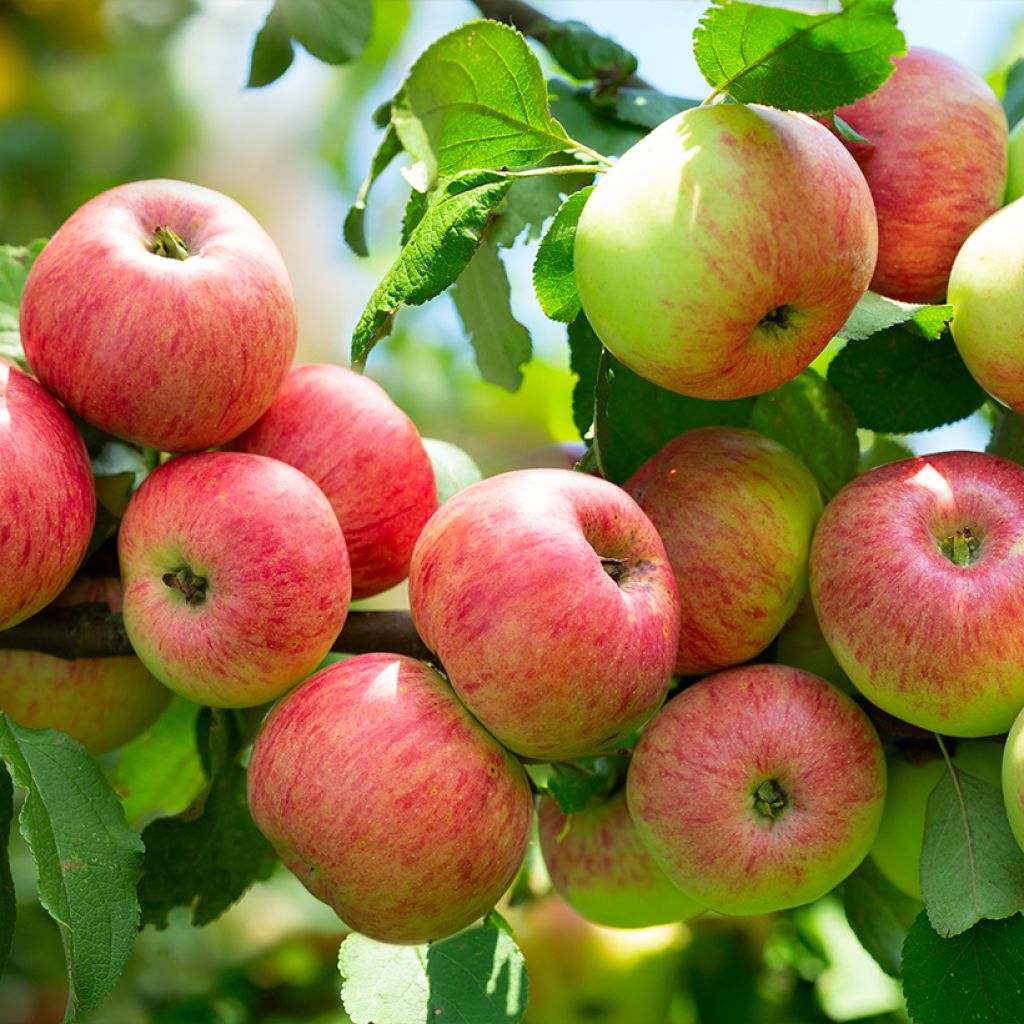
[151,226,191,260]
[752,778,787,820]
[939,527,979,567]
[162,566,207,606]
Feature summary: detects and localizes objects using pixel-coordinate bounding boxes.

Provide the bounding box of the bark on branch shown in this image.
[0,607,432,663]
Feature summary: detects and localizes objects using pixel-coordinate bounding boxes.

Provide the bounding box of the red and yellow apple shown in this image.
[0,358,95,631]
[118,451,350,708]
[230,364,437,599]
[626,664,886,916]
[574,103,877,399]
[624,427,822,675]
[835,47,1008,304]
[20,179,297,453]
[810,451,1024,736]
[408,468,680,762]
[0,576,171,753]
[247,653,533,944]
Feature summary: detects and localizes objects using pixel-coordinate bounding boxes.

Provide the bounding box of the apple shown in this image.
[118,450,350,708]
[834,47,1008,304]
[948,197,1024,413]
[0,359,95,631]
[230,364,437,600]
[1005,119,1024,204]
[1003,706,1024,855]
[624,427,822,675]
[0,576,171,754]
[247,652,534,945]
[408,468,680,762]
[505,895,687,1024]
[775,592,855,696]
[538,788,704,929]
[626,664,886,916]
[422,436,482,503]
[20,179,297,453]
[573,103,877,400]
[810,451,1024,736]
[872,739,1002,900]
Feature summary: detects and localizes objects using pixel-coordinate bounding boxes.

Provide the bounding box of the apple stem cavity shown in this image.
[151,226,191,261]
[757,304,795,333]
[601,557,627,583]
[162,566,207,606]
[939,527,980,567]
[752,778,788,821]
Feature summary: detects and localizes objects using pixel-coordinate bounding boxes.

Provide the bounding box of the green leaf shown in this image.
[749,369,858,501]
[827,326,986,434]
[694,0,905,113]
[391,20,571,188]
[547,79,646,159]
[860,432,915,473]
[113,697,205,827]
[246,2,294,88]
[546,758,621,815]
[1003,57,1024,130]
[830,112,872,145]
[352,170,512,369]
[0,768,14,976]
[920,769,1024,938]
[532,19,637,92]
[568,315,753,483]
[344,124,403,257]
[422,437,482,504]
[91,440,150,518]
[339,914,528,1024]
[137,758,275,929]
[901,912,1024,1024]
[249,0,372,86]
[842,857,923,977]
[0,716,144,1021]
[533,186,593,324]
[450,236,533,392]
[838,290,952,342]
[0,240,47,368]
[988,410,1024,466]
[608,87,699,131]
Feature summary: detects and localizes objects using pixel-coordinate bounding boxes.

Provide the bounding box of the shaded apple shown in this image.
[835,47,1007,303]
[230,364,437,599]
[872,739,1002,900]
[20,179,297,452]
[409,469,680,762]
[0,358,95,631]
[538,789,703,928]
[574,103,877,399]
[627,664,886,916]
[625,427,822,675]
[810,451,1024,736]
[247,653,533,944]
[775,592,855,696]
[0,576,171,754]
[119,451,350,708]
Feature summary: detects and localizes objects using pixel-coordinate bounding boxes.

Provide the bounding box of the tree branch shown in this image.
[0,607,433,663]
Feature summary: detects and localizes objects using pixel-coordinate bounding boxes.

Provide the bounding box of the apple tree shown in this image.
[3,1,1024,1022]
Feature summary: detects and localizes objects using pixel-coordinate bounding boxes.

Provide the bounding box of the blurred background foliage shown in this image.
[2,1,1023,1021]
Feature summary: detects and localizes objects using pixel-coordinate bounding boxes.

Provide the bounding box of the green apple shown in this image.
[872,739,1003,900]
[1005,118,1024,204]
[1002,706,1024,855]
[574,103,877,400]
[538,788,703,929]
[949,198,1024,412]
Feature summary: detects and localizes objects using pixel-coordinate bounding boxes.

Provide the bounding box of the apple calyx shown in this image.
[162,566,207,606]
[938,527,980,567]
[757,304,796,333]
[752,778,788,821]
[150,226,191,261]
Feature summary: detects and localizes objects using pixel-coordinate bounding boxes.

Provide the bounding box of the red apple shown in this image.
[810,451,1024,736]
[230,364,437,600]
[118,451,350,708]
[538,789,704,929]
[20,179,297,453]
[626,664,886,916]
[0,359,95,631]
[408,469,680,762]
[574,103,877,399]
[247,653,533,944]
[0,576,171,754]
[624,427,822,675]
[835,47,1008,303]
